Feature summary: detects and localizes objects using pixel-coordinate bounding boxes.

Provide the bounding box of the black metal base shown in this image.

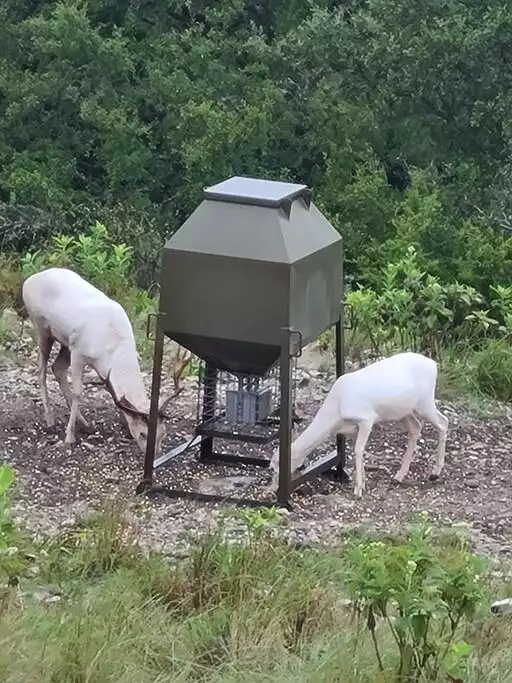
[201,452,271,468]
[141,319,348,510]
[135,483,293,510]
[137,436,347,509]
[152,434,272,472]
[195,420,279,445]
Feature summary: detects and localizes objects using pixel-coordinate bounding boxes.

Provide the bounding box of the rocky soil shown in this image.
[2,312,512,561]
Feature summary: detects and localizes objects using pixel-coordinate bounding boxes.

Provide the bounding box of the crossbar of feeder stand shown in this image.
[153,435,203,469]
[195,424,278,444]
[289,449,342,490]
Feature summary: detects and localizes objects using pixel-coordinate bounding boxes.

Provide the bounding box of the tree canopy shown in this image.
[2,0,512,289]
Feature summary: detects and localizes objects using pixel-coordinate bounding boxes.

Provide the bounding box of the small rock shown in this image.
[491,598,512,615]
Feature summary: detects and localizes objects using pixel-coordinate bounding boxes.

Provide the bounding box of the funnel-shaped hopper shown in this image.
[159,176,343,375]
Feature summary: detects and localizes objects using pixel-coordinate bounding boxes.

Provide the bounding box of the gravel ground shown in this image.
[2,315,512,561]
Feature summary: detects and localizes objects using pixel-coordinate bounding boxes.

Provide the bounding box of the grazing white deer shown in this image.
[22,267,176,453]
[269,352,449,498]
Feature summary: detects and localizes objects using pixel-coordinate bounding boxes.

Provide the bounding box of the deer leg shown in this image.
[52,345,90,430]
[64,351,86,446]
[393,414,422,483]
[37,331,55,427]
[426,409,449,480]
[353,420,373,498]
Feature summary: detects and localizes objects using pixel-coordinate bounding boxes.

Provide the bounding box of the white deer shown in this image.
[22,267,176,453]
[269,352,449,497]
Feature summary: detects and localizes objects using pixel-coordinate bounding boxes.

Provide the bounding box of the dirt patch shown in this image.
[2,333,512,560]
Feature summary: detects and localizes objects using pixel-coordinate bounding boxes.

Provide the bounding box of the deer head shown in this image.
[104,372,179,454]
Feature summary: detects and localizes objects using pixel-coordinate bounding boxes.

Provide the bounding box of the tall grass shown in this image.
[0,502,510,682]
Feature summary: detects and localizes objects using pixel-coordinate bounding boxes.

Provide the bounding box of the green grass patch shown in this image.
[0,494,511,682]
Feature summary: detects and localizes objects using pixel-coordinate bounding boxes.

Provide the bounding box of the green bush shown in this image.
[474,339,512,403]
[92,203,167,290]
[0,465,15,549]
[0,200,167,289]
[21,221,132,296]
[0,255,24,317]
[0,500,506,682]
[0,464,32,582]
[20,221,155,320]
[346,247,512,360]
[344,513,486,681]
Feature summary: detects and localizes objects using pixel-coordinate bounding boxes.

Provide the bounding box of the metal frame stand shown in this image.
[277,318,350,506]
[137,310,348,508]
[191,359,279,468]
[333,309,350,483]
[138,313,166,493]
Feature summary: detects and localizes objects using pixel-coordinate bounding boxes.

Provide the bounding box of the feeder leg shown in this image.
[277,328,293,506]
[138,317,165,492]
[199,361,217,461]
[335,315,350,482]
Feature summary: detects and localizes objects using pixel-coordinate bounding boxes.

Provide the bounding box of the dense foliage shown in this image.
[2,0,512,401]
[2,0,512,291]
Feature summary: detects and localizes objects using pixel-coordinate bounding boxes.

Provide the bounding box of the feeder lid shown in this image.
[166,175,336,264]
[204,176,311,210]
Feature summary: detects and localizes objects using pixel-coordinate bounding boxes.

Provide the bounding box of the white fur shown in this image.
[22,267,172,452]
[269,352,449,497]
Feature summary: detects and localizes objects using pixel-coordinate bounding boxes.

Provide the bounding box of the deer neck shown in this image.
[104,343,149,414]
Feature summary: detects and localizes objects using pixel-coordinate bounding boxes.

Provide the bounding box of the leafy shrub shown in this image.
[20,221,156,321]
[21,221,132,296]
[0,464,30,581]
[0,465,15,548]
[474,339,512,403]
[346,247,512,360]
[0,201,71,254]
[0,255,24,317]
[344,513,486,681]
[95,202,167,289]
